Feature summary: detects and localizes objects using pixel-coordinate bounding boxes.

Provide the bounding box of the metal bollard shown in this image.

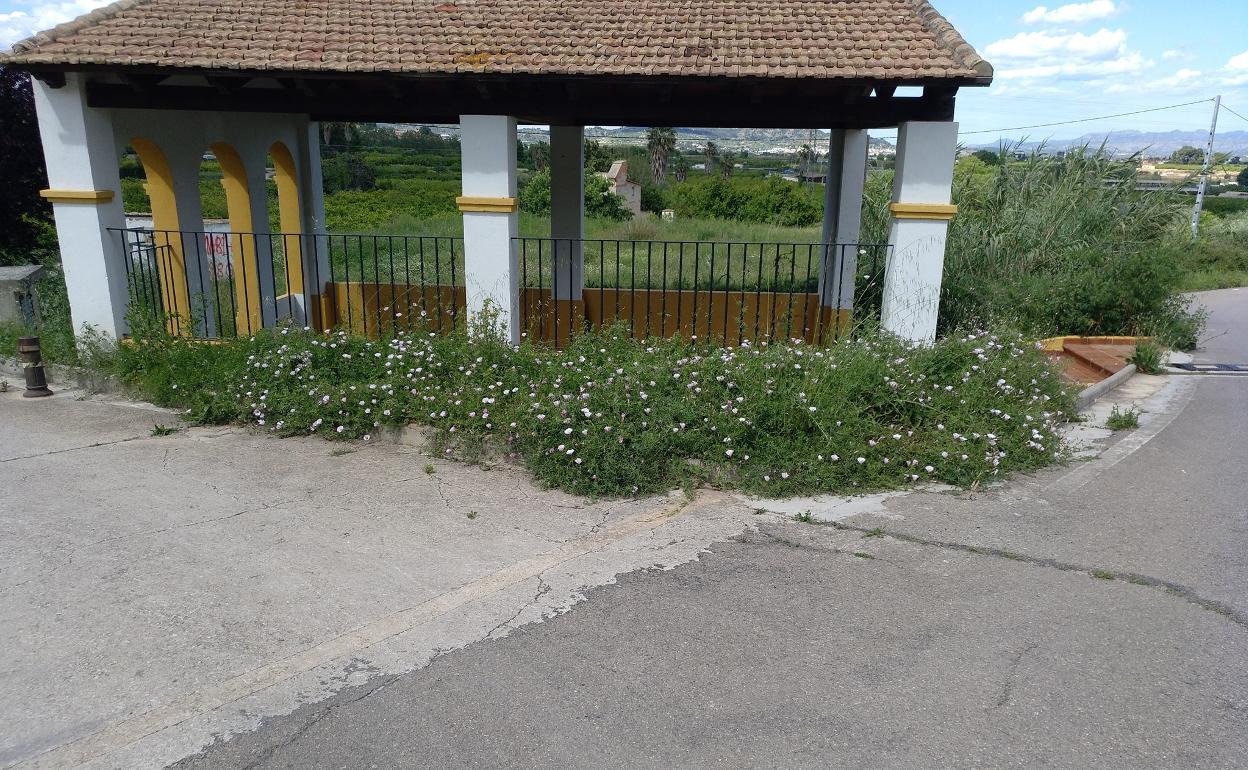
[17,336,52,398]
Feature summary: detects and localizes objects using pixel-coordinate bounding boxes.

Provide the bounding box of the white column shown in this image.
[237,141,279,328]
[818,129,869,313]
[298,120,331,328]
[459,115,519,343]
[549,125,584,300]
[32,73,129,338]
[881,121,958,344]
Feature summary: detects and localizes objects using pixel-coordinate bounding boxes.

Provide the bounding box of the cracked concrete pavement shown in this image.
[3,288,1246,769]
[170,289,1247,769]
[0,390,768,769]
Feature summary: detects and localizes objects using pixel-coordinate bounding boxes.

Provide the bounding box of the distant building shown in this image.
[599,160,642,217]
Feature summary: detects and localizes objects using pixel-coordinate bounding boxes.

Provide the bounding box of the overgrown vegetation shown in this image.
[860,148,1213,348]
[96,316,1074,498]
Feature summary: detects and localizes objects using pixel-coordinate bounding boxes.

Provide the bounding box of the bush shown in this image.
[322,154,378,193]
[104,323,1075,498]
[665,176,823,227]
[519,171,630,221]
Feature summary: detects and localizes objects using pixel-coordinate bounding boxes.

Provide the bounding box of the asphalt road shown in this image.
[175,290,1248,769]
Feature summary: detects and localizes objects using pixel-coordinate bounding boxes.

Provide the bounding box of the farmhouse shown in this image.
[599,161,643,218]
[3,0,991,345]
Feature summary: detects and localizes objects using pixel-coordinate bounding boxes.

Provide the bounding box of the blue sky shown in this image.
[3,0,1248,143]
[936,0,1248,141]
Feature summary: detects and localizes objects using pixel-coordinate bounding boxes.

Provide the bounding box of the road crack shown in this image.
[820,521,1248,629]
[487,575,551,639]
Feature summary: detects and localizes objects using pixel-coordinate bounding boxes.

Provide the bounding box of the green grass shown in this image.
[94,316,1077,499]
[150,423,179,436]
[1171,211,1248,292]
[1177,269,1248,291]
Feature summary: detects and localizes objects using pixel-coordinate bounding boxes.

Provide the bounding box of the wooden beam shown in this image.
[86,74,962,129]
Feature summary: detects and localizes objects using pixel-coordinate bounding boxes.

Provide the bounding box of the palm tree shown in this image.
[719,150,736,179]
[703,141,719,175]
[796,143,816,184]
[672,152,690,182]
[647,127,677,184]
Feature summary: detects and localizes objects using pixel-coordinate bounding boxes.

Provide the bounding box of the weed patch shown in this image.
[1128,342,1163,375]
[1105,406,1140,431]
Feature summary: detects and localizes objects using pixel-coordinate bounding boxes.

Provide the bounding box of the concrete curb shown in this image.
[0,355,120,394]
[1076,363,1137,410]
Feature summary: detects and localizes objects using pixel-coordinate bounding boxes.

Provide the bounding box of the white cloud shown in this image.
[985,28,1149,83]
[0,0,112,49]
[1220,50,1248,86]
[1105,68,1201,94]
[986,29,1127,61]
[1022,0,1118,25]
[1161,49,1188,61]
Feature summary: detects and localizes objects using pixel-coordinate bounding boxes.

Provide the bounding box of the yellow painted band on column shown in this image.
[889,203,959,221]
[131,138,192,336]
[211,142,261,335]
[269,141,305,299]
[456,196,518,213]
[40,189,115,203]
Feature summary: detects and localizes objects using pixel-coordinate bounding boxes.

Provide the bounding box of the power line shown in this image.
[1220,103,1248,125]
[957,98,1215,136]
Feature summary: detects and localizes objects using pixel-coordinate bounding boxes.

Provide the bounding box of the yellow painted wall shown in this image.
[211,142,261,334]
[130,138,192,334]
[269,141,306,298]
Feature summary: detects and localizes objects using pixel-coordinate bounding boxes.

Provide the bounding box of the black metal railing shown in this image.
[111,228,887,347]
[517,238,888,346]
[111,228,464,339]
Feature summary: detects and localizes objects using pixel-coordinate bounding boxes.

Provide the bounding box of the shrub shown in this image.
[519,171,630,221]
[665,176,823,227]
[322,153,378,193]
[104,323,1075,499]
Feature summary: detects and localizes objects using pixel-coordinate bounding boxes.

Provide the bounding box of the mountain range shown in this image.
[583,126,895,151]
[968,130,1248,158]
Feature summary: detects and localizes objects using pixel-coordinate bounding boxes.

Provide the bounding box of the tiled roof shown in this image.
[3,0,992,82]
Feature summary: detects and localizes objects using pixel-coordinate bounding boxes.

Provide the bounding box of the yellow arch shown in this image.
[269,141,306,298]
[211,142,261,334]
[131,138,191,334]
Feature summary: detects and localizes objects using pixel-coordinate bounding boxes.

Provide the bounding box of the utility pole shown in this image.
[1191,95,1221,243]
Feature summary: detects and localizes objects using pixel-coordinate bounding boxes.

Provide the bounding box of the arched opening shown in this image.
[210,142,262,334]
[267,141,307,319]
[129,137,192,335]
